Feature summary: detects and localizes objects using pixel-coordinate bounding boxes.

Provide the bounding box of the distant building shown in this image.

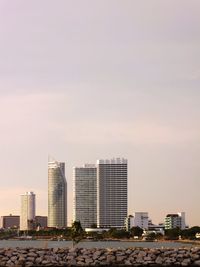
[148,220,165,235]
[97,158,128,228]
[48,159,67,228]
[132,212,149,230]
[124,215,134,231]
[164,212,186,230]
[35,216,47,228]
[0,215,20,229]
[20,192,35,231]
[73,164,97,229]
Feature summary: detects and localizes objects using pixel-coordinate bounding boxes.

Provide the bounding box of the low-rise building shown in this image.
[133,212,149,230]
[124,215,134,231]
[0,215,20,229]
[35,216,47,229]
[164,212,186,230]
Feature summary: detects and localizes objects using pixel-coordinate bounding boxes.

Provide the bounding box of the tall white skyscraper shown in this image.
[73,164,97,229]
[97,158,128,228]
[48,159,67,228]
[20,191,35,231]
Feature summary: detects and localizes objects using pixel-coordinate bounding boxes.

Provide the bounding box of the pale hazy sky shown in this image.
[0,0,200,226]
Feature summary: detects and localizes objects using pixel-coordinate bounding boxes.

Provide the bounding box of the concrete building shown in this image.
[124,215,134,231]
[73,164,97,229]
[164,212,186,230]
[97,158,128,228]
[0,215,20,229]
[48,159,67,228]
[148,220,165,235]
[20,192,35,231]
[132,212,149,230]
[35,216,48,228]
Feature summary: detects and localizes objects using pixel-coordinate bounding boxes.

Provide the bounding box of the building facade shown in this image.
[73,164,97,229]
[97,158,128,228]
[164,212,186,230]
[0,215,20,229]
[124,215,134,231]
[20,192,35,231]
[48,160,67,228]
[35,216,48,229]
[132,212,149,230]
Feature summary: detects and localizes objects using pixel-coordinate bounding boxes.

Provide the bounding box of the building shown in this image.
[35,216,48,228]
[124,215,134,231]
[148,220,165,235]
[97,158,128,228]
[20,192,35,231]
[73,164,97,229]
[48,159,67,228]
[132,212,149,230]
[0,215,20,229]
[164,212,186,230]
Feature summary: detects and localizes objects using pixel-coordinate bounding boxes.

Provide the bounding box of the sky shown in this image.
[0,0,200,226]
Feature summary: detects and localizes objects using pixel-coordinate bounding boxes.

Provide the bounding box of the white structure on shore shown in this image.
[73,164,97,229]
[97,158,128,228]
[20,192,35,231]
[164,212,186,230]
[48,159,67,228]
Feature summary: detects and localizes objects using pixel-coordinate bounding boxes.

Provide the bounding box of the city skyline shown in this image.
[0,1,200,226]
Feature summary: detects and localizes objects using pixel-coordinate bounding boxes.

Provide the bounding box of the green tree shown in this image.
[181,226,200,240]
[165,228,181,240]
[130,226,143,237]
[71,221,84,247]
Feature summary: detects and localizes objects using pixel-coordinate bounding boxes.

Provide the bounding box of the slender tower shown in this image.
[48,158,67,228]
[73,164,97,229]
[97,158,128,228]
[20,191,35,231]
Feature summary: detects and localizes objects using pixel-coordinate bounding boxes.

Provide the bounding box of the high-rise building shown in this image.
[48,159,67,228]
[164,212,186,230]
[73,164,97,229]
[20,192,35,231]
[97,158,128,228]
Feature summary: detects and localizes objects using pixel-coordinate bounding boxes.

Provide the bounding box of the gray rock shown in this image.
[116,255,126,263]
[155,255,163,264]
[77,261,85,265]
[10,256,17,262]
[26,256,35,262]
[106,255,115,262]
[192,254,200,260]
[68,259,77,266]
[28,252,37,257]
[124,260,132,265]
[42,260,50,265]
[195,260,200,266]
[181,258,191,266]
[35,257,43,264]
[93,251,102,260]
[85,258,94,265]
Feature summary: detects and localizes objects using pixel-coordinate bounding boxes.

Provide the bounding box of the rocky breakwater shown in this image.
[1,247,200,266]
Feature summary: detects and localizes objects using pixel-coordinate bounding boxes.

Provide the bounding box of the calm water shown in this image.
[0,240,194,249]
